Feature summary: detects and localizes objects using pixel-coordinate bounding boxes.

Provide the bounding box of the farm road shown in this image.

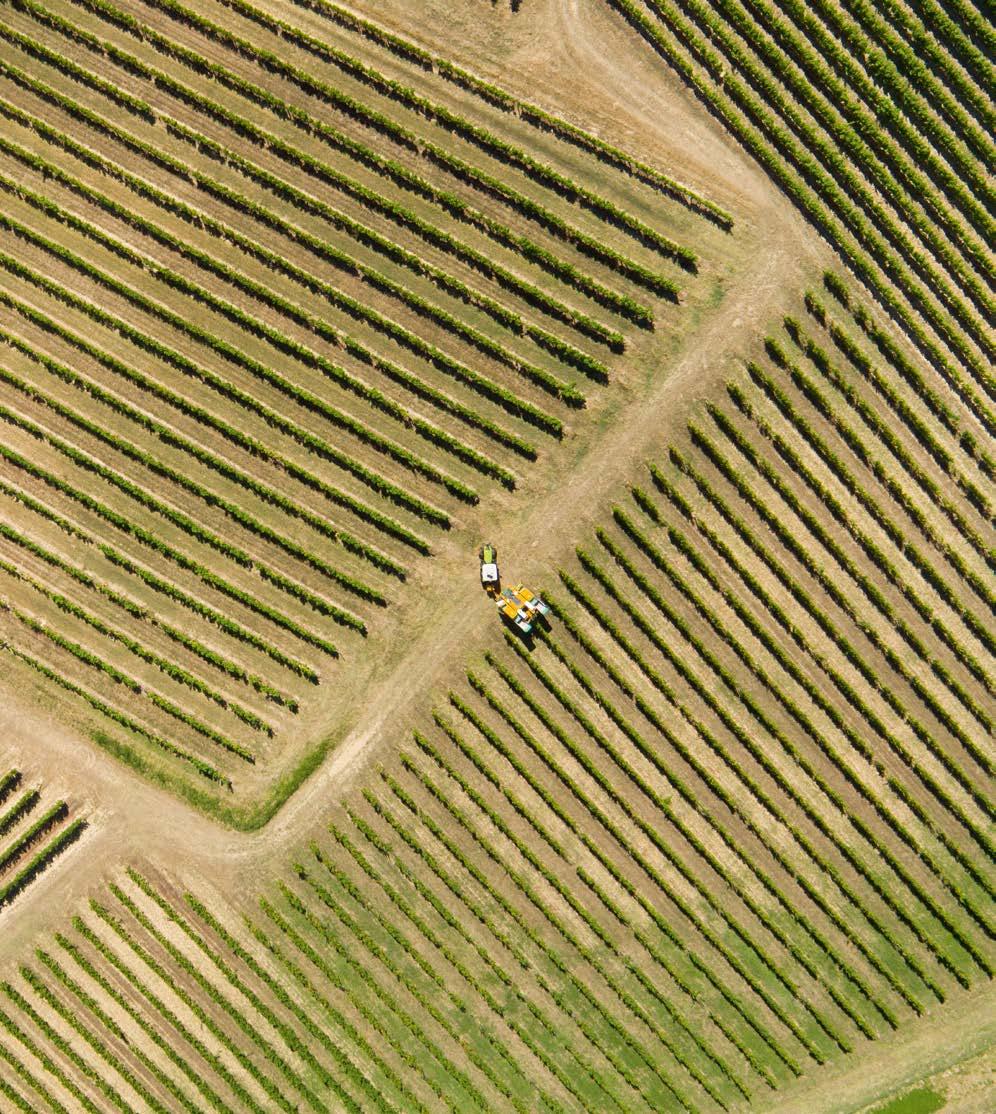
[0,0,832,951]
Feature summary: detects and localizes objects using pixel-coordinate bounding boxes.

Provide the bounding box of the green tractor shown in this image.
[479,543,500,589]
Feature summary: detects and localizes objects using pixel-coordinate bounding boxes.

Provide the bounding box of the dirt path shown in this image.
[760,981,996,1113]
[0,227,822,954]
[547,0,774,217]
[0,0,831,952]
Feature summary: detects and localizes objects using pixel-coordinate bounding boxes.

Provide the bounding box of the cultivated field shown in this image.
[2,268,991,1111]
[0,0,991,1111]
[0,0,740,821]
[0,760,87,912]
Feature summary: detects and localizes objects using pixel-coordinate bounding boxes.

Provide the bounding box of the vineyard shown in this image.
[607,0,995,441]
[0,275,991,1109]
[0,0,992,1111]
[0,0,731,821]
[0,765,87,913]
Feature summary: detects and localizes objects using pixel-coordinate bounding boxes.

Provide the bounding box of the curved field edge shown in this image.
[0,0,745,818]
[0,269,991,1109]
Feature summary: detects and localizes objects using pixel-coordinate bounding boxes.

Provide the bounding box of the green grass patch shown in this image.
[871,1086,945,1114]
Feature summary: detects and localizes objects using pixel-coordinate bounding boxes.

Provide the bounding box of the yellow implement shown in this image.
[496,588,533,634]
[509,584,551,621]
[479,544,549,635]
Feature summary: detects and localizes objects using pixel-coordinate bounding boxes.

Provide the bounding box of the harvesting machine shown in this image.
[479,544,550,635]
